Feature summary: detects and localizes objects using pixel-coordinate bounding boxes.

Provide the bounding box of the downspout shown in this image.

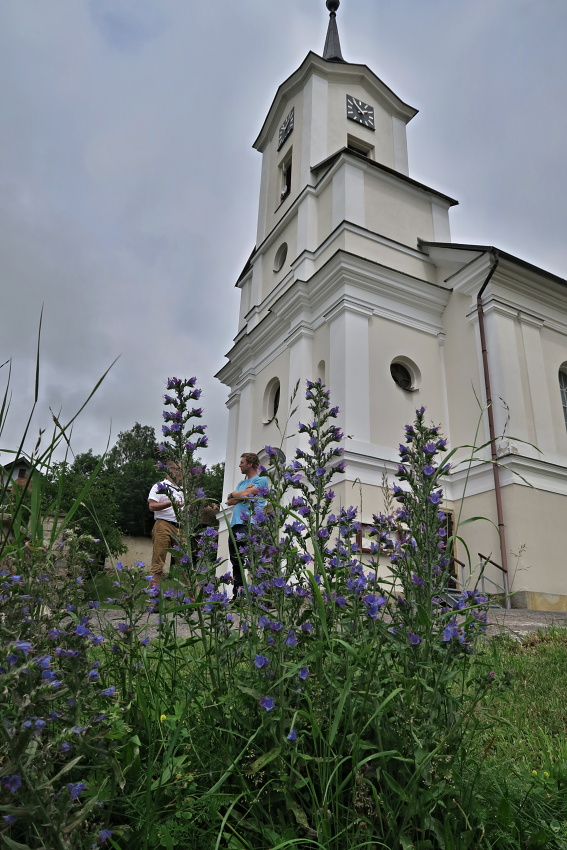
[476,249,511,608]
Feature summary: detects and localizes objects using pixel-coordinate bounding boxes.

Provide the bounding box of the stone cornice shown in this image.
[340,448,567,501]
[216,250,450,387]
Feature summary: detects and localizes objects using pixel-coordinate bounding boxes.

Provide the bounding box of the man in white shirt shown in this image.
[148,461,184,587]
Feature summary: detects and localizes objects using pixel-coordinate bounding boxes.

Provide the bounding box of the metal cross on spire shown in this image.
[323,0,345,62]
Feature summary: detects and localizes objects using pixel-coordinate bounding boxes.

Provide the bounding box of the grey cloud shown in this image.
[1,0,566,468]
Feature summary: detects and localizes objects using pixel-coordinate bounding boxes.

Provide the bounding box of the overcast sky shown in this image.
[1,0,566,471]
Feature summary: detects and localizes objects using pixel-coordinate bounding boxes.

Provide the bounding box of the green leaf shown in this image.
[496,795,512,828]
[2,837,33,850]
[287,802,317,837]
[236,684,262,699]
[328,677,353,745]
[36,755,83,789]
[249,746,281,772]
[381,770,409,803]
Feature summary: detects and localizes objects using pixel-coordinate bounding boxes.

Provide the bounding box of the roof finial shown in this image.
[323,0,345,63]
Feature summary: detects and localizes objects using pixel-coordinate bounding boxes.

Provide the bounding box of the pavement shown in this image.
[485,607,567,639]
[94,606,567,642]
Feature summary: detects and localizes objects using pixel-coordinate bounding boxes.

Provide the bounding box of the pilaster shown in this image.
[481,301,530,448]
[519,313,557,455]
[286,326,315,462]
[332,162,365,230]
[301,73,328,188]
[328,302,372,446]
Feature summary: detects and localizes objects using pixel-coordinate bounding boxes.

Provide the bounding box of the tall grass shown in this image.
[2,364,566,850]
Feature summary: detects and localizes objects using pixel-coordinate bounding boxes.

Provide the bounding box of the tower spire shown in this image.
[323,0,345,63]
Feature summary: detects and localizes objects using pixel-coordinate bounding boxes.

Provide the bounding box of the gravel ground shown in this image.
[93,606,567,642]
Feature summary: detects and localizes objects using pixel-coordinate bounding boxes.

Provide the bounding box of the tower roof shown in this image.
[323,0,345,63]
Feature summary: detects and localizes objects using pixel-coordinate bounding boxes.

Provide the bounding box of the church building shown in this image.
[216,1,567,610]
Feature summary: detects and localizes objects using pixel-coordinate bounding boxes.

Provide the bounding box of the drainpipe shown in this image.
[476,249,511,608]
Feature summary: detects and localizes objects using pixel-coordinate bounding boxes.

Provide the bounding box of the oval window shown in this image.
[263,378,281,423]
[390,358,420,392]
[273,242,288,272]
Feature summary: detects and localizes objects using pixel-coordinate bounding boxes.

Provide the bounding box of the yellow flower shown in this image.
[176,773,183,780]
[543,771,550,779]
[531,770,538,777]
[160,714,167,722]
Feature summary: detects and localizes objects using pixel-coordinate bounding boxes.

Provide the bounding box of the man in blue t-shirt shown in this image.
[226,452,269,595]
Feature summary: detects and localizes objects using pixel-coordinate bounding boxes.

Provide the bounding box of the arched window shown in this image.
[263,378,281,423]
[559,368,567,430]
[317,360,326,385]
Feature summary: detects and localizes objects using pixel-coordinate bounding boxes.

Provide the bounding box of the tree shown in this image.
[43,450,126,561]
[105,423,159,537]
[105,423,157,467]
[200,461,224,504]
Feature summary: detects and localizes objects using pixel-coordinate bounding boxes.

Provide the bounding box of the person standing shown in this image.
[226,453,269,595]
[147,461,184,587]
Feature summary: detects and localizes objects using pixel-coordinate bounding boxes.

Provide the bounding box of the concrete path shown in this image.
[94,606,567,642]
[485,607,567,638]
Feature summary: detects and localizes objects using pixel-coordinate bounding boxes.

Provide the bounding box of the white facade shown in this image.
[216,43,567,610]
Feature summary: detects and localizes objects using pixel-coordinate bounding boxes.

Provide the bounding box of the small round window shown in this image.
[273,242,288,272]
[390,358,420,392]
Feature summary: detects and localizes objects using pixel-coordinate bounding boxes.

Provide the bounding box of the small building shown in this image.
[1,457,32,492]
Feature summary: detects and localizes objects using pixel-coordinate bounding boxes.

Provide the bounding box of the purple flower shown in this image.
[408,632,421,646]
[411,574,424,587]
[3,815,17,825]
[299,667,309,680]
[99,830,113,845]
[100,687,116,698]
[301,621,313,633]
[443,623,461,642]
[254,654,270,669]
[284,630,298,647]
[67,781,87,801]
[259,696,275,712]
[335,596,347,609]
[428,491,442,505]
[287,728,297,742]
[2,774,22,794]
[13,641,33,655]
[423,465,435,476]
[75,624,91,637]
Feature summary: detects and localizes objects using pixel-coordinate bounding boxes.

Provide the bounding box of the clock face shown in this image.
[346,95,375,130]
[278,107,294,150]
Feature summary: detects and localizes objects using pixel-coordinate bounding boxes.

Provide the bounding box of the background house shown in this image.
[1,457,32,492]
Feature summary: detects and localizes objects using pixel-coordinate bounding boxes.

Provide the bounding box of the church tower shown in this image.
[217,2,567,610]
